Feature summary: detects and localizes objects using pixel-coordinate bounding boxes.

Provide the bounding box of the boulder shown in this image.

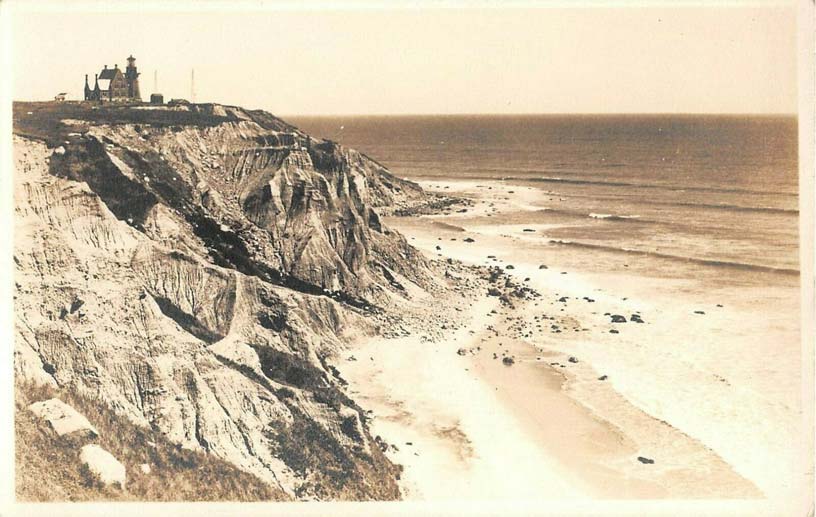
[538,265,548,269]
[610,314,627,323]
[568,356,578,364]
[630,314,644,323]
[80,444,127,487]
[28,398,98,438]
[637,456,655,465]
[463,237,475,243]
[502,356,515,366]
[487,287,502,297]
[374,435,389,452]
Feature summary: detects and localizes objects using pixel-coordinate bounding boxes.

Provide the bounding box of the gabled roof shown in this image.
[98,78,112,91]
[98,68,121,80]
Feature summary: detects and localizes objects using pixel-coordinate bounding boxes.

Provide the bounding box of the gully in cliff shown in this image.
[12,99,431,501]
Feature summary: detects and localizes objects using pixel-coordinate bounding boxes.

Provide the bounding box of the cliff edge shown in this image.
[13,101,433,500]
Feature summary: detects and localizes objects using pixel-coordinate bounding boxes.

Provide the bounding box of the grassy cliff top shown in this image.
[13,101,294,147]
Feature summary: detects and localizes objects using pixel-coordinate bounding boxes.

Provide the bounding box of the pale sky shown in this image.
[9,1,798,115]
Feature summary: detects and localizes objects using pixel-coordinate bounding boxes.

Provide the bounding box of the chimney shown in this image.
[104,65,107,69]
[115,64,118,69]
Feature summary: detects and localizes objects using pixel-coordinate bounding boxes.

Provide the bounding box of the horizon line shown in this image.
[280,111,798,117]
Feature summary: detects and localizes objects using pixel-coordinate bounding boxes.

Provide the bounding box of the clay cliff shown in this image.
[13,101,431,500]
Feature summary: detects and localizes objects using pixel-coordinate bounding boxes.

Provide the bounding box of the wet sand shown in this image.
[341,287,759,502]
[336,178,808,506]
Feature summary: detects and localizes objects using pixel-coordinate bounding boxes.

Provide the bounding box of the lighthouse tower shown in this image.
[125,55,142,101]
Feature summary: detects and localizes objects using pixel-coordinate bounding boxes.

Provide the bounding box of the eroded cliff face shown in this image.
[13,102,429,500]
[53,104,428,304]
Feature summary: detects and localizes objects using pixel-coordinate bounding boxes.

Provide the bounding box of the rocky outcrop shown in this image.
[28,398,98,438]
[13,101,430,500]
[80,444,127,487]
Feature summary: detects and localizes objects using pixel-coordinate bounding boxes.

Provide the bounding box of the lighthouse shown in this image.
[125,55,141,101]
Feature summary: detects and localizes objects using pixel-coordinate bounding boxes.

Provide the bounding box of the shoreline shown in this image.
[340,275,758,500]
[339,177,801,501]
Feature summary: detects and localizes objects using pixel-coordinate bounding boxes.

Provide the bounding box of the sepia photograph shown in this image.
[0,1,813,515]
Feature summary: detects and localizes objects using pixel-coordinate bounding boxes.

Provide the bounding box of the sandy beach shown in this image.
[337,178,803,503]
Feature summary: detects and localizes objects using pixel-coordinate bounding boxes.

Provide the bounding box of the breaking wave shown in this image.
[494,175,798,200]
[588,213,642,221]
[547,239,799,276]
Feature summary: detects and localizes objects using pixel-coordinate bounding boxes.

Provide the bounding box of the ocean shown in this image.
[291,114,803,498]
[290,114,799,276]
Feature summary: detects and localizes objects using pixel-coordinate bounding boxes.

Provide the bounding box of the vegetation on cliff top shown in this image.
[12,101,293,147]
